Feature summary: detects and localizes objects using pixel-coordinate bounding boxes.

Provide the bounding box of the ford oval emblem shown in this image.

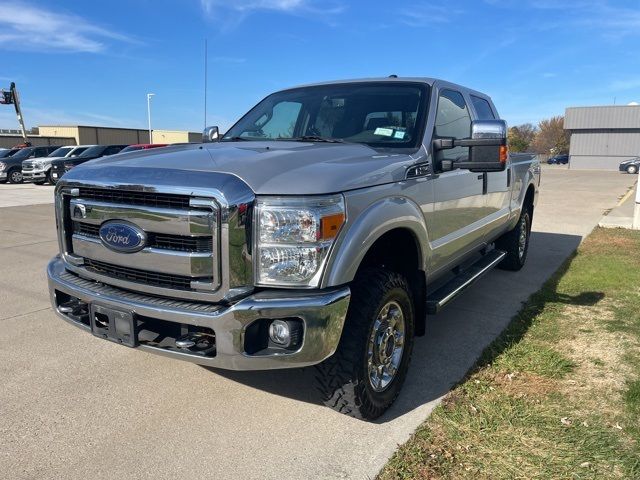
[99,221,146,253]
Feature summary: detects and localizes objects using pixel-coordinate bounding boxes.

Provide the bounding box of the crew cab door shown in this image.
[469,95,511,242]
[427,87,487,272]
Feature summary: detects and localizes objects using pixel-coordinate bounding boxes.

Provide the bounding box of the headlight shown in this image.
[0,162,5,171]
[33,161,44,169]
[255,195,345,287]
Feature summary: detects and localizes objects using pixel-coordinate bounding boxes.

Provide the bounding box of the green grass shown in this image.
[379,228,640,480]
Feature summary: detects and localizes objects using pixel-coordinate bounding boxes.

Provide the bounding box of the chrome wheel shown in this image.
[628,165,638,174]
[367,301,405,392]
[518,215,528,259]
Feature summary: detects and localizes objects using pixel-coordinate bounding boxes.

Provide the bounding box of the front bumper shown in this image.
[23,170,47,181]
[48,256,350,370]
[0,171,6,180]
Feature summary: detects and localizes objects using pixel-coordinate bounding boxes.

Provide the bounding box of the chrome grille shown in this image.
[59,186,221,301]
[22,161,34,171]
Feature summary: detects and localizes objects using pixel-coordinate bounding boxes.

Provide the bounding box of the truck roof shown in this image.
[286,77,491,100]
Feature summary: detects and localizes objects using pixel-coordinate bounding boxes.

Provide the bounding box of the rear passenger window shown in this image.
[471,96,495,120]
[434,89,471,162]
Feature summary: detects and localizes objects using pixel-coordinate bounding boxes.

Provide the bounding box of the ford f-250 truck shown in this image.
[48,78,540,419]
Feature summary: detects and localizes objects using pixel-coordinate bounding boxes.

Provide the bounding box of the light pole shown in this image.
[147,93,155,144]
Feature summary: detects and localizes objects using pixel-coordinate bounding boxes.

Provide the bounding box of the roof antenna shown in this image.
[388,74,398,78]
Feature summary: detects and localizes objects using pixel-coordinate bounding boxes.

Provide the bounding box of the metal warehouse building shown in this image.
[38,125,201,145]
[565,105,640,170]
[0,125,200,149]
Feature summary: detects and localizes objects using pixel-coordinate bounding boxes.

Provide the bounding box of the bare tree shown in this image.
[508,123,537,152]
[531,116,570,155]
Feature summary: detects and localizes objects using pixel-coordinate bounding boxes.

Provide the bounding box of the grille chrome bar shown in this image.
[69,198,212,236]
[73,223,214,253]
[71,234,214,276]
[76,187,191,209]
[84,259,199,291]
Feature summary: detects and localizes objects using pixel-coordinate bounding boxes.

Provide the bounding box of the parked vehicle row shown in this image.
[0,143,170,184]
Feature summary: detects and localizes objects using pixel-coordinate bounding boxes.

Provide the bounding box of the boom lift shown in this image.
[0,82,31,146]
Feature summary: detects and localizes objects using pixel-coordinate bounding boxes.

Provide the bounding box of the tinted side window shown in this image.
[471,95,495,120]
[434,89,471,162]
[103,146,121,156]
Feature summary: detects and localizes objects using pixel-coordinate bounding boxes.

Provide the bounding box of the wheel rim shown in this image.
[10,171,22,182]
[518,215,528,259]
[367,301,405,392]
[629,166,638,174]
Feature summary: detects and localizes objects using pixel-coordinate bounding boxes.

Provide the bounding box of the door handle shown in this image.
[477,174,483,180]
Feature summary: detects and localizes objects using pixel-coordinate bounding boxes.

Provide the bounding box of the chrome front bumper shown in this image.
[23,171,47,181]
[48,256,350,370]
[0,172,6,180]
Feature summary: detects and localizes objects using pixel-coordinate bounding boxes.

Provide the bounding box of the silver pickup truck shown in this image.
[48,77,539,419]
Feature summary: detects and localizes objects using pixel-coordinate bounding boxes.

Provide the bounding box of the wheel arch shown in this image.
[322,196,429,335]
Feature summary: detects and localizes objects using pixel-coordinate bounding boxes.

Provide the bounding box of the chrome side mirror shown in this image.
[203,126,220,143]
[433,119,508,173]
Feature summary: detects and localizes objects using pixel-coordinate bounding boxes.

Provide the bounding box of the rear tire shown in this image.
[315,268,415,420]
[496,206,532,271]
[627,165,638,175]
[7,168,23,184]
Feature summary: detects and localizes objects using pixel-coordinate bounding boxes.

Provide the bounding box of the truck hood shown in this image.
[78,141,421,195]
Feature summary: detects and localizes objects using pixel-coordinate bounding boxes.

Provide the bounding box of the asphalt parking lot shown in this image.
[0,170,637,480]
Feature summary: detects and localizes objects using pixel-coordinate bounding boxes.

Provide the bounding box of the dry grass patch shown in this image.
[379,228,640,480]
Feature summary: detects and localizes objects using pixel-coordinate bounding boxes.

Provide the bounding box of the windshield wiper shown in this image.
[289,135,344,143]
[221,136,251,142]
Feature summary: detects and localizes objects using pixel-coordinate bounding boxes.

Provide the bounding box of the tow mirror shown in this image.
[203,126,220,143]
[433,119,508,172]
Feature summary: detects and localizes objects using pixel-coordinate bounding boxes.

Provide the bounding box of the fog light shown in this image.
[269,319,291,346]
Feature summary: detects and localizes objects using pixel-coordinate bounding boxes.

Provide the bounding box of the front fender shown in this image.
[322,194,430,288]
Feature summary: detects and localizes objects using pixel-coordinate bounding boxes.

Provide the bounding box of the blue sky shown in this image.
[0,0,639,132]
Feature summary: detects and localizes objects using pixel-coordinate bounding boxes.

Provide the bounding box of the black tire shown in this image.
[7,168,23,184]
[315,268,415,420]
[496,206,532,271]
[627,165,638,175]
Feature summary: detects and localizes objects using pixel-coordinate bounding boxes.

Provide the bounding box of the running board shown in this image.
[426,250,506,314]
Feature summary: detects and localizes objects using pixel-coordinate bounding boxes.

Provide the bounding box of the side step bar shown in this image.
[426,249,506,315]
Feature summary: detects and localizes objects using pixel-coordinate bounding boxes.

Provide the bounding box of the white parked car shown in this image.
[22,145,97,185]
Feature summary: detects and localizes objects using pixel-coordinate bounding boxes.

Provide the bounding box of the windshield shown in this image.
[0,149,18,158]
[10,148,34,160]
[119,145,144,153]
[48,147,73,158]
[69,147,90,156]
[78,146,105,157]
[223,82,429,148]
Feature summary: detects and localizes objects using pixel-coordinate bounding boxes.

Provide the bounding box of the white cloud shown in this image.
[199,0,344,27]
[0,2,137,53]
[201,0,307,14]
[610,78,640,91]
[399,4,463,26]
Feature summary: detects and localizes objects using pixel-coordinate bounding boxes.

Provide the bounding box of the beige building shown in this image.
[38,125,200,145]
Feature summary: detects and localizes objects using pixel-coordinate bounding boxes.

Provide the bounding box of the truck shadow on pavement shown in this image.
[206,231,604,423]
